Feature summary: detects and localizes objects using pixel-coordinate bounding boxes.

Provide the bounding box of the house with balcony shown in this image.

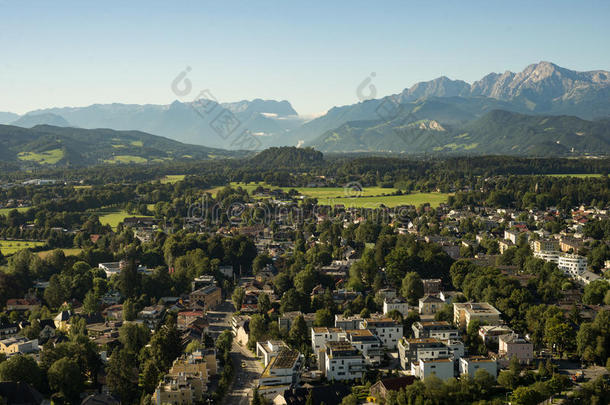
[324,341,365,381]
[412,321,459,340]
[397,338,450,370]
[359,318,403,350]
[258,348,302,400]
[346,329,383,365]
[256,340,288,367]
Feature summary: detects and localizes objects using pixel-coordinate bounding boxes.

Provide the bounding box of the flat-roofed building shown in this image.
[479,325,513,344]
[453,302,502,329]
[311,327,346,357]
[258,348,302,400]
[256,340,288,367]
[359,318,403,349]
[412,358,454,381]
[459,356,497,378]
[412,321,459,340]
[324,341,365,381]
[397,338,449,370]
[334,314,363,330]
[345,329,383,365]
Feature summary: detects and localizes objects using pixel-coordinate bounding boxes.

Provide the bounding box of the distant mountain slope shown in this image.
[12,113,71,128]
[0,124,239,167]
[309,110,610,156]
[291,62,610,147]
[21,99,304,149]
[0,112,20,124]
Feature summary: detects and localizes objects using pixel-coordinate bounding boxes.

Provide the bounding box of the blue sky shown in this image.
[1,0,609,116]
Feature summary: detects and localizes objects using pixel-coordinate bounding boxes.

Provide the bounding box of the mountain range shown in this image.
[2,61,610,156]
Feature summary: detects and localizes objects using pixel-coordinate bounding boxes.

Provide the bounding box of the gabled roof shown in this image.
[373,376,416,391]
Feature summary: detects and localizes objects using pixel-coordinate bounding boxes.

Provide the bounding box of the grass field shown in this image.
[0,240,45,255]
[317,192,449,208]
[17,148,64,164]
[160,175,186,184]
[38,248,83,258]
[543,173,604,178]
[93,208,153,229]
[94,209,131,228]
[207,182,450,208]
[0,207,30,216]
[103,155,148,164]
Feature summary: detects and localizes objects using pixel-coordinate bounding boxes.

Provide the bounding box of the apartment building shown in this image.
[397,338,450,370]
[345,329,383,365]
[324,341,365,381]
[359,318,403,349]
[453,302,502,329]
[412,321,459,340]
[459,356,497,378]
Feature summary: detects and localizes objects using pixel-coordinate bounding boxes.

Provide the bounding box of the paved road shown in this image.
[210,299,264,405]
[224,342,264,405]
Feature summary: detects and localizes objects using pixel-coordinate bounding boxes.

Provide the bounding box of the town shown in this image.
[0,152,609,405]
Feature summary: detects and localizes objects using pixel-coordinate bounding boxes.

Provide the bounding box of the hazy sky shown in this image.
[1,0,609,116]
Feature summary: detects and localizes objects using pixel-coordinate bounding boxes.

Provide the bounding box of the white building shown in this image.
[346,329,383,365]
[258,348,302,400]
[444,339,465,361]
[558,254,588,276]
[311,327,345,357]
[533,250,560,263]
[324,341,365,381]
[412,358,454,381]
[459,356,497,378]
[256,340,288,367]
[383,297,409,317]
[359,318,403,350]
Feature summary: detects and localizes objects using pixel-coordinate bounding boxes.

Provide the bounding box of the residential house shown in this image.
[383,297,409,317]
[479,325,513,345]
[359,318,403,350]
[412,358,454,381]
[453,302,502,329]
[459,356,497,378]
[189,285,222,311]
[324,341,365,381]
[258,348,302,400]
[345,329,383,365]
[412,321,459,340]
[370,376,416,401]
[334,314,363,330]
[0,337,39,355]
[418,295,444,315]
[498,334,533,364]
[397,338,450,370]
[256,340,288,367]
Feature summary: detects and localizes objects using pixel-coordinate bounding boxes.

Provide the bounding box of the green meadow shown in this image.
[0,240,45,255]
[205,182,450,208]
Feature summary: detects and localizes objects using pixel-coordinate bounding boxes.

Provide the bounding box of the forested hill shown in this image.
[247,146,324,169]
[0,124,242,167]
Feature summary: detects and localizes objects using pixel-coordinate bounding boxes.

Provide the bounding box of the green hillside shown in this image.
[0,124,241,167]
